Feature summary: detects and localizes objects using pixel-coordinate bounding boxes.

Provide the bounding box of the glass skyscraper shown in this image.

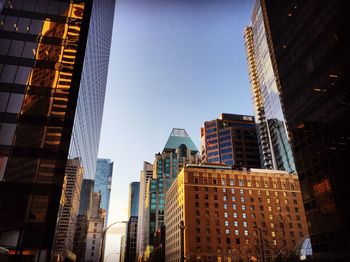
[94,158,113,224]
[0,0,115,260]
[142,129,200,258]
[200,113,261,168]
[262,0,350,260]
[128,182,140,218]
[68,0,115,180]
[0,1,93,260]
[244,0,295,173]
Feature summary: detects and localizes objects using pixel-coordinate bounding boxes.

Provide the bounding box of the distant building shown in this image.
[119,235,126,262]
[128,182,140,217]
[74,179,95,261]
[52,159,84,261]
[137,162,153,260]
[94,158,113,224]
[84,192,105,262]
[150,226,165,262]
[125,216,138,262]
[201,114,261,168]
[144,129,200,254]
[261,0,350,259]
[165,165,309,262]
[243,1,295,173]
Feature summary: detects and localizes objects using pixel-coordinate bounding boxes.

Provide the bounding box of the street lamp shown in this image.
[254,226,266,262]
[100,221,128,262]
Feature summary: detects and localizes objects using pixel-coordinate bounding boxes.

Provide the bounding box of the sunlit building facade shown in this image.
[201,114,261,168]
[244,1,295,173]
[165,165,309,262]
[0,1,93,260]
[52,158,83,262]
[136,161,153,260]
[261,0,350,260]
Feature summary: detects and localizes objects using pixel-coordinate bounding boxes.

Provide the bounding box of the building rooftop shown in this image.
[163,128,198,152]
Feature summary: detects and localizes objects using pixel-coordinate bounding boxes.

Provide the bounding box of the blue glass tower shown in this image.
[94,158,113,224]
[128,182,140,218]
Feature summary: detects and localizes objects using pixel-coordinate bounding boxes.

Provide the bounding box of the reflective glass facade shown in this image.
[144,129,200,253]
[68,0,115,180]
[263,0,350,260]
[201,114,261,169]
[128,182,140,218]
[244,1,295,173]
[0,0,93,260]
[94,158,113,224]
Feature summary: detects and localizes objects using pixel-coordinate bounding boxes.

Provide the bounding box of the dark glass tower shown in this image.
[0,1,93,260]
[262,0,350,260]
[201,113,261,168]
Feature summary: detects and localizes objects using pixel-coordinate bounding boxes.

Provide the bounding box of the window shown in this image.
[241,197,245,202]
[233,213,237,218]
[223,196,227,201]
[224,204,228,209]
[226,238,231,244]
[224,212,228,218]
[240,189,244,195]
[235,230,239,235]
[231,189,235,194]
[232,204,237,210]
[242,205,246,210]
[244,230,248,236]
[196,237,201,243]
[243,222,248,227]
[242,213,247,218]
[234,221,238,227]
[225,229,230,235]
[225,221,229,226]
[232,196,236,201]
[91,252,94,257]
[196,228,200,234]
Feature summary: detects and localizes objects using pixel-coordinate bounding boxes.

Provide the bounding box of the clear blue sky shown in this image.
[99,0,254,256]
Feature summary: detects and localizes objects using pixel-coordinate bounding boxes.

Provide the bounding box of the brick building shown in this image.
[165,165,308,262]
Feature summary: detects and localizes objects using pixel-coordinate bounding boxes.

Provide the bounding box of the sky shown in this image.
[99,0,255,258]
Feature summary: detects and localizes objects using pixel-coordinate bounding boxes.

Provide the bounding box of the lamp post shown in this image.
[254,226,266,262]
[100,221,128,262]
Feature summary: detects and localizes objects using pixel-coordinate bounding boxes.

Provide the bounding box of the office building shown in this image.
[261,1,350,259]
[165,164,309,262]
[0,2,93,260]
[142,129,200,259]
[74,179,95,261]
[94,158,113,224]
[128,182,140,218]
[125,216,138,262]
[52,158,83,261]
[68,0,116,180]
[84,192,105,262]
[136,161,153,260]
[244,1,295,173]
[200,114,261,168]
